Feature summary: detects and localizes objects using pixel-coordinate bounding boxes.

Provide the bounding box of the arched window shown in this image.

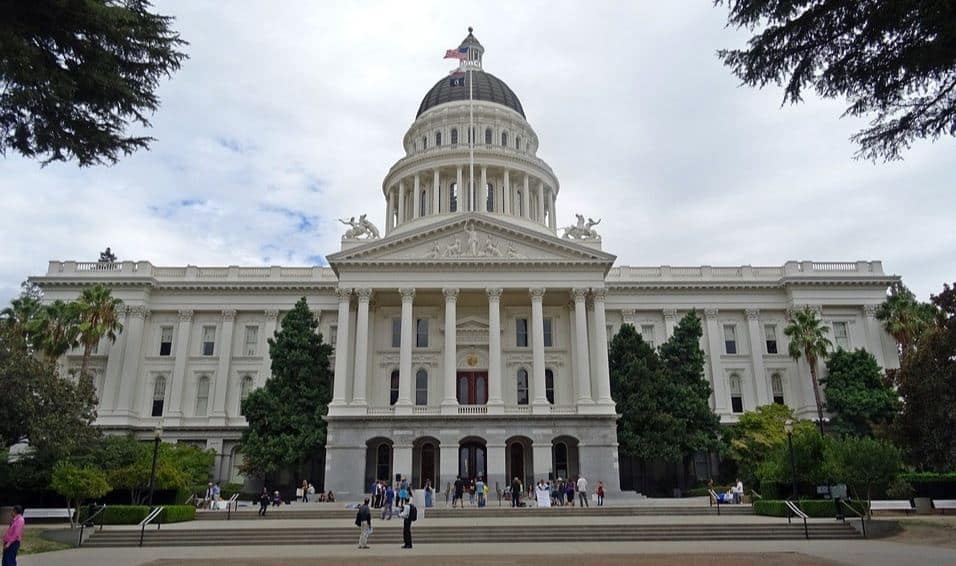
[545,369,554,404]
[485,128,492,145]
[516,369,529,405]
[421,135,427,150]
[152,375,166,417]
[419,190,427,217]
[553,442,568,479]
[240,375,254,416]
[390,370,400,406]
[501,132,508,147]
[195,375,210,416]
[516,190,523,216]
[516,135,521,150]
[449,182,458,212]
[376,443,391,482]
[451,128,458,145]
[435,131,442,146]
[771,373,785,405]
[729,373,743,413]
[486,183,494,212]
[415,369,428,406]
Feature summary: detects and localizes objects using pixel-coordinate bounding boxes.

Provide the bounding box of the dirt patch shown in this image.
[889,517,956,549]
[145,553,842,566]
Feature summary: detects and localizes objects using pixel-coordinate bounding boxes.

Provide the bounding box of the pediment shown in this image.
[326,214,616,269]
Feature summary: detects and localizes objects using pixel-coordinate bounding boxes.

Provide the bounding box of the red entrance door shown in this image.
[456,371,488,405]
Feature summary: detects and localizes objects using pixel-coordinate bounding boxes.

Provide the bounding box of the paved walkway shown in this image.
[19,539,956,566]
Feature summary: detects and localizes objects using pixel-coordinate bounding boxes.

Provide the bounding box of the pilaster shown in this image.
[331,288,352,407]
[442,288,459,412]
[396,287,416,414]
[352,289,373,405]
[746,308,771,407]
[211,309,236,420]
[486,287,504,413]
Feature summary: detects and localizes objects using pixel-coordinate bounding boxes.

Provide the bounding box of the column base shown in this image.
[532,402,551,415]
[395,402,413,416]
[440,404,459,416]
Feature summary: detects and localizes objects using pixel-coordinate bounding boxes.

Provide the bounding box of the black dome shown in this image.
[416,71,525,118]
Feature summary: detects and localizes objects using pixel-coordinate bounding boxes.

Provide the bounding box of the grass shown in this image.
[17,527,72,555]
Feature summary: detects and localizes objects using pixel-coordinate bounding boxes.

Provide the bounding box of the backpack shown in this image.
[408,504,418,521]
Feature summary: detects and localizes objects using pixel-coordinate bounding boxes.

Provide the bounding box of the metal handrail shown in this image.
[750,489,763,500]
[225,493,240,520]
[785,500,809,539]
[840,499,868,539]
[708,489,722,516]
[77,504,108,547]
[138,506,165,547]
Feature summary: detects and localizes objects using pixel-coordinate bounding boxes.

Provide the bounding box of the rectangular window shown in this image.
[723,324,737,355]
[771,374,785,405]
[201,326,216,356]
[391,318,402,348]
[195,378,210,417]
[416,318,429,348]
[516,318,528,348]
[159,326,173,356]
[607,325,614,345]
[833,321,850,350]
[764,324,778,354]
[244,325,258,356]
[543,318,553,348]
[329,325,338,351]
[729,375,743,413]
[640,324,656,349]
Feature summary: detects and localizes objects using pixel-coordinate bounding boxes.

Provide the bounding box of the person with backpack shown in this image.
[355,498,372,549]
[399,501,417,549]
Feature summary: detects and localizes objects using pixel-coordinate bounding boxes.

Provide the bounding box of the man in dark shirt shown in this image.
[355,498,372,549]
[511,477,522,507]
[452,476,464,508]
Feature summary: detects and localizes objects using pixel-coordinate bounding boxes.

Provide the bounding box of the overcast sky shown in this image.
[1,0,953,304]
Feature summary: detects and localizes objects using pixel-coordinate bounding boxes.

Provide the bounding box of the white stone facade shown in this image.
[29,32,899,497]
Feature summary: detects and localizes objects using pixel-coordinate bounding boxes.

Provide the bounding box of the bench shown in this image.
[23,508,73,521]
[869,500,914,514]
[933,499,956,514]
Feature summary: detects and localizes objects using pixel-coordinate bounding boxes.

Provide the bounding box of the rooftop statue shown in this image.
[340,214,381,240]
[561,214,601,240]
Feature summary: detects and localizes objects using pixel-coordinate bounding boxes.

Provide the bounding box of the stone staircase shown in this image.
[196,505,754,520]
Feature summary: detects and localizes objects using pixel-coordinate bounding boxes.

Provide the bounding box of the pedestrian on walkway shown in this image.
[452,476,464,508]
[2,505,24,566]
[596,481,605,506]
[566,480,575,506]
[577,475,589,507]
[733,478,744,504]
[355,498,372,549]
[510,477,521,508]
[382,483,394,520]
[424,479,433,508]
[475,477,486,508]
[258,487,270,516]
[399,501,417,549]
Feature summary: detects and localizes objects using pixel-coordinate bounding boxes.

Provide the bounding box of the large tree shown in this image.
[876,282,937,361]
[0,0,188,166]
[74,285,124,385]
[784,308,832,430]
[725,403,795,485]
[893,282,956,471]
[716,1,956,161]
[239,298,333,477]
[28,299,80,363]
[821,348,899,437]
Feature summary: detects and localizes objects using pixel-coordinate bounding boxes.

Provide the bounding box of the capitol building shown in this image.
[32,31,900,497]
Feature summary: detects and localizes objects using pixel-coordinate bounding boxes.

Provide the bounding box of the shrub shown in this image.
[753,499,869,518]
[159,505,195,523]
[684,485,730,497]
[79,504,195,524]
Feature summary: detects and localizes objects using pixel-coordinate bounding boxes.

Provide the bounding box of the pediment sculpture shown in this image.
[339,214,381,240]
[561,214,601,240]
[423,222,521,259]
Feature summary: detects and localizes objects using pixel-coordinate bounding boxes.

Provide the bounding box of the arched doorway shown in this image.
[459,437,486,481]
[552,436,580,481]
[364,438,393,491]
[412,437,440,489]
[506,436,534,488]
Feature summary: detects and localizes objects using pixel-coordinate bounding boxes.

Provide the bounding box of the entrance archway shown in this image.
[552,435,580,481]
[458,437,487,481]
[364,437,393,490]
[506,436,533,488]
[412,437,440,489]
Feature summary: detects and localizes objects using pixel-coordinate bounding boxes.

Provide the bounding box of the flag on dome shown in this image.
[444,46,468,60]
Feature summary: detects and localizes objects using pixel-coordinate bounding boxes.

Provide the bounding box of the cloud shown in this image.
[0,0,952,304]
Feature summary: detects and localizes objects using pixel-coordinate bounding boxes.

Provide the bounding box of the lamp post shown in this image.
[147,427,162,507]
[784,419,798,500]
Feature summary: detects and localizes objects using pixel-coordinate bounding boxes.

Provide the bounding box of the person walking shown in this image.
[475,477,485,508]
[203,482,214,509]
[398,480,409,507]
[733,478,744,504]
[258,487,270,516]
[566,480,575,506]
[424,479,433,508]
[382,483,394,520]
[510,477,521,508]
[355,498,372,549]
[452,477,464,508]
[577,475,589,507]
[596,481,605,506]
[2,505,24,566]
[399,501,417,549]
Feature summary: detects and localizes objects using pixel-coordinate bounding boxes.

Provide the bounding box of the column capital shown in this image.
[178,309,194,322]
[788,304,822,317]
[336,287,353,301]
[264,309,280,320]
[570,288,589,302]
[591,288,608,302]
[663,308,678,320]
[486,287,503,301]
[442,287,460,302]
[400,287,417,302]
[222,309,237,322]
[745,308,760,320]
[863,304,878,317]
[127,305,150,319]
[355,288,374,302]
[529,287,546,301]
[704,307,719,319]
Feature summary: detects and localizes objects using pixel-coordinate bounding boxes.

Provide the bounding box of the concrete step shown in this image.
[199,505,752,520]
[84,523,860,547]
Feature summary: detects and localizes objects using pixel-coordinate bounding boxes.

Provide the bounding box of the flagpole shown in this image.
[468,51,474,212]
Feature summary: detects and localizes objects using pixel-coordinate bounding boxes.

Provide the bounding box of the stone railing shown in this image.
[457,405,488,415]
[367,407,395,416]
[42,261,338,285]
[607,261,885,284]
[412,406,440,415]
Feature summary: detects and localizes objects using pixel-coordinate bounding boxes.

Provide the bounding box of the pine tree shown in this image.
[238,298,333,476]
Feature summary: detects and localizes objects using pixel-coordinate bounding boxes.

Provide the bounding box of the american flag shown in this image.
[444,47,468,60]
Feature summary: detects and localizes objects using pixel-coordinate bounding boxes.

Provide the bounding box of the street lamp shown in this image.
[147,427,162,507]
[784,419,798,500]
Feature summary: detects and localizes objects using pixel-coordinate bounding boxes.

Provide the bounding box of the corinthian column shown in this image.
[591,289,613,406]
[746,308,770,407]
[571,288,593,406]
[530,288,549,413]
[432,169,441,214]
[211,309,236,419]
[396,288,416,414]
[487,288,504,413]
[442,288,459,413]
[352,289,373,405]
[331,288,352,407]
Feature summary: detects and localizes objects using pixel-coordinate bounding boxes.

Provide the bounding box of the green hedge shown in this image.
[685,485,731,497]
[79,505,195,525]
[753,499,869,518]
[901,472,956,483]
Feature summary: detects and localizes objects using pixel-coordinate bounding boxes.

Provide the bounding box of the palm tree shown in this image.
[0,295,42,341]
[875,282,937,360]
[29,300,81,363]
[74,285,124,384]
[784,308,832,432]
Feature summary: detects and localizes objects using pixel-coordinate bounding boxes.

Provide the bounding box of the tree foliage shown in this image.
[756,419,829,488]
[876,282,937,361]
[821,349,899,437]
[104,437,213,504]
[725,403,795,484]
[50,461,110,527]
[716,0,956,161]
[784,308,831,428]
[239,298,333,476]
[825,436,902,506]
[610,313,721,464]
[0,0,188,166]
[893,282,956,471]
[73,285,124,384]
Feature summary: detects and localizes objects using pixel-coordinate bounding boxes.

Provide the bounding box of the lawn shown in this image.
[2,526,72,555]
